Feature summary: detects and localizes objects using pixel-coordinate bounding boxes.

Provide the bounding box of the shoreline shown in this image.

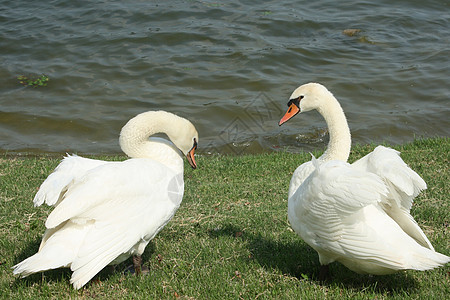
[0,136,448,159]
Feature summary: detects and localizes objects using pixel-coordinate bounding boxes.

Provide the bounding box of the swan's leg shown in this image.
[318,265,330,281]
[132,255,149,275]
[133,255,142,275]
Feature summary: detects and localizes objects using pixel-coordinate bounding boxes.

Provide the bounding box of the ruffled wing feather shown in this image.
[351,146,432,249]
[33,155,107,207]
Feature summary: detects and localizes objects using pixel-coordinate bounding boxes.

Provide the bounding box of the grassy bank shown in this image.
[0,138,448,299]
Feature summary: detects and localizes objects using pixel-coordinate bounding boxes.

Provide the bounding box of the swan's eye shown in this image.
[299,95,304,100]
[287,97,301,108]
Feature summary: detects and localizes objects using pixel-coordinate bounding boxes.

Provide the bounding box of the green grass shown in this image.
[0,138,448,299]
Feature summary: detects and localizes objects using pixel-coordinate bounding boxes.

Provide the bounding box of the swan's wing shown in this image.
[69,199,180,289]
[311,160,388,216]
[45,159,182,228]
[43,158,184,288]
[352,146,426,209]
[351,146,432,249]
[288,160,315,199]
[289,160,413,267]
[291,160,388,242]
[33,155,108,207]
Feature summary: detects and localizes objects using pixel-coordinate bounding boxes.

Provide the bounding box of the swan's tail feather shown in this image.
[12,252,71,277]
[12,222,87,281]
[408,249,450,271]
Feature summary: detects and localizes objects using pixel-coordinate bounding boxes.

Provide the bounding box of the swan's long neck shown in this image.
[317,95,351,162]
[119,111,183,169]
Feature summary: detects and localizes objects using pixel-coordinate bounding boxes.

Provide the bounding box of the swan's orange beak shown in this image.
[186,140,197,169]
[279,103,300,126]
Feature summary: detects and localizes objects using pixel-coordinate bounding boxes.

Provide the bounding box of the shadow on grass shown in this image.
[208,224,316,277]
[10,237,156,290]
[208,223,418,294]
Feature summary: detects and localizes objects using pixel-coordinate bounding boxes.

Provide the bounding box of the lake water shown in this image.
[1,0,449,156]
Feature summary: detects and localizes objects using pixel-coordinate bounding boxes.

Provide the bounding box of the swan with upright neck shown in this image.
[279,83,449,276]
[13,111,198,289]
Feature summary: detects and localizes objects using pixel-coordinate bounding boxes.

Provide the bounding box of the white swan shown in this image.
[279,83,449,277]
[13,111,198,289]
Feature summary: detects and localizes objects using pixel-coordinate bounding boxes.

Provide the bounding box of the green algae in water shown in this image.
[17,74,49,88]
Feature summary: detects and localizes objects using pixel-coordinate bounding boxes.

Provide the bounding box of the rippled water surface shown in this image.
[1,0,449,155]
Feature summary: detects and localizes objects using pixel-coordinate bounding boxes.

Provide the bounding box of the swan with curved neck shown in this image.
[13,111,199,289]
[279,83,449,277]
[119,110,198,170]
[279,82,351,162]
